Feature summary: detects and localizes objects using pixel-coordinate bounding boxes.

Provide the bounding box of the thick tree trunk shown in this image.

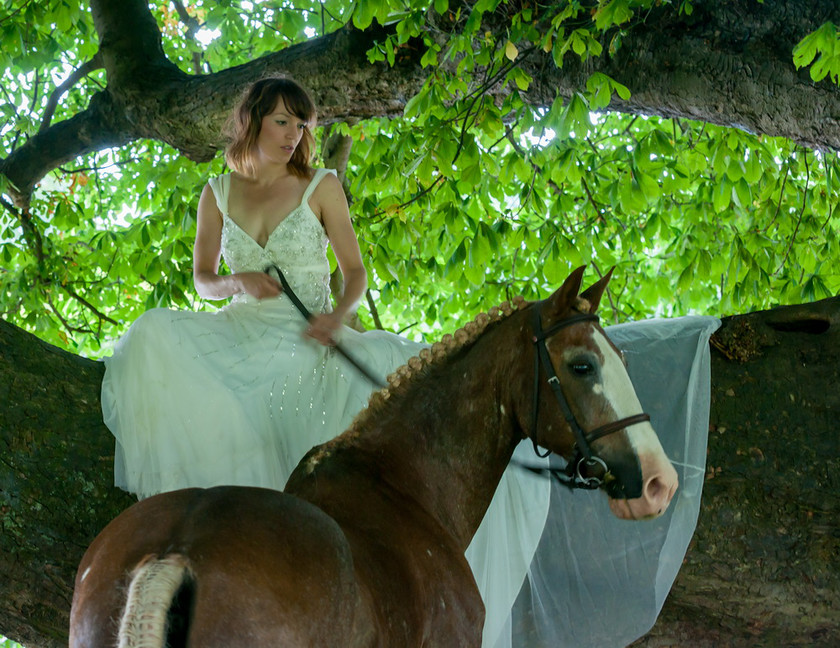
[0,322,133,648]
[2,297,839,647]
[633,297,840,647]
[2,0,839,202]
[520,0,840,153]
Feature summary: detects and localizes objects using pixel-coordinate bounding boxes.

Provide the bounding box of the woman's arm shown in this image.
[308,173,368,344]
[193,183,281,300]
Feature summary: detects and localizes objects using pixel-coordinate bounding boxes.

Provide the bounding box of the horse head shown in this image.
[523,266,678,520]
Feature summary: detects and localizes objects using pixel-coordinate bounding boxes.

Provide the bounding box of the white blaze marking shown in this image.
[80,566,91,582]
[592,332,661,455]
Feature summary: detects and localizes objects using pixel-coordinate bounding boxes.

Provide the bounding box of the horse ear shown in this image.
[546,265,587,316]
[579,266,614,313]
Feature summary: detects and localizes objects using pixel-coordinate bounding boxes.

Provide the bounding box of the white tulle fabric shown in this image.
[487,316,720,648]
[101,169,719,647]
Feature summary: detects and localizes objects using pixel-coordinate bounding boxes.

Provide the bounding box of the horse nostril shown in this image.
[644,475,671,507]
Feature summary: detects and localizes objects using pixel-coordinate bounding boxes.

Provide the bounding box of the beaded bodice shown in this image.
[208,169,335,313]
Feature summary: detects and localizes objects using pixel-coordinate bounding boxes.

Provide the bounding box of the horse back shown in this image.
[70,486,372,647]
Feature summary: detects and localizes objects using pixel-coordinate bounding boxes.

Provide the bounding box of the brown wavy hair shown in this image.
[224,77,316,179]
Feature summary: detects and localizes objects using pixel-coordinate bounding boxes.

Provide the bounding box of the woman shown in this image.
[102,78,424,500]
[102,77,719,647]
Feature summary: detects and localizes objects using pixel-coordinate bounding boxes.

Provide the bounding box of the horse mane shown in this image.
[298,296,529,472]
[354,295,530,428]
[300,293,594,473]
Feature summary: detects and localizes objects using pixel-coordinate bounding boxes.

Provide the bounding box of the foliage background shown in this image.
[2,2,840,647]
[1,0,838,361]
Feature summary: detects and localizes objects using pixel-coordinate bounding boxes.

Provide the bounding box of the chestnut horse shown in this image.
[70,267,678,647]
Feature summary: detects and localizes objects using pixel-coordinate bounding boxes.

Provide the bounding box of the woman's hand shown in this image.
[305,312,343,346]
[235,272,283,300]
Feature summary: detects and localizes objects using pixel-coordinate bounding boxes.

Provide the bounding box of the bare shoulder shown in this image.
[198,182,221,216]
[310,170,348,213]
[313,169,343,195]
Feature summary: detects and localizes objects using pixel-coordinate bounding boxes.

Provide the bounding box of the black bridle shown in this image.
[269,265,647,494]
[525,304,651,494]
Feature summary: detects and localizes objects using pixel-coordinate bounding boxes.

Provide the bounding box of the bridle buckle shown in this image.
[575,455,609,489]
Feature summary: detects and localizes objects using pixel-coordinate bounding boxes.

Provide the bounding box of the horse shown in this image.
[69,266,678,647]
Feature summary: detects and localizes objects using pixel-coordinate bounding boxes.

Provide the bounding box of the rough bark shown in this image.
[632,297,840,647]
[2,297,839,647]
[0,320,133,648]
[2,0,840,203]
[520,0,840,153]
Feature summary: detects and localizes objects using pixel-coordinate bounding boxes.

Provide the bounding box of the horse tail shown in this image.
[117,554,192,648]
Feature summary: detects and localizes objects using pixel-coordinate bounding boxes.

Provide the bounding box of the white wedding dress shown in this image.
[102,168,719,647]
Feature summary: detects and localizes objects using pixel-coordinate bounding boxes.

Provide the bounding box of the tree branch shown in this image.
[775,149,811,275]
[61,283,120,327]
[3,0,839,210]
[39,53,104,132]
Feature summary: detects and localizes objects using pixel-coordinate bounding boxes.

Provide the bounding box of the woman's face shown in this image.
[256,98,308,165]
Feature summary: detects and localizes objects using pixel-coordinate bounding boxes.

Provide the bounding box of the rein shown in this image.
[265,264,387,389]
[267,269,646,494]
[521,304,651,493]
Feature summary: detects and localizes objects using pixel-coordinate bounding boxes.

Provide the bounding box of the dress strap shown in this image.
[302,168,337,203]
[207,174,231,215]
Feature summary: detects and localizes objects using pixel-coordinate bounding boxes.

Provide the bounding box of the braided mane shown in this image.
[301,292,594,473]
[300,296,529,471]
[348,295,529,434]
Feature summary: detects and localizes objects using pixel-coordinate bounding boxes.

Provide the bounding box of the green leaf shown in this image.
[352,0,377,30]
[712,179,732,213]
[593,0,634,31]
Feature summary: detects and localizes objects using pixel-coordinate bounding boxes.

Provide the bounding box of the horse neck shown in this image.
[357,312,531,550]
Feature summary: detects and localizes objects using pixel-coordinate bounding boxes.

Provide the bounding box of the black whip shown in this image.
[265,264,387,389]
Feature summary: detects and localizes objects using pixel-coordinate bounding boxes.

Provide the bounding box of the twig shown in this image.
[762,160,790,233]
[46,294,96,336]
[39,53,103,132]
[2,196,46,267]
[775,150,810,276]
[364,288,384,330]
[689,121,706,150]
[369,176,444,222]
[61,283,119,326]
[58,155,141,175]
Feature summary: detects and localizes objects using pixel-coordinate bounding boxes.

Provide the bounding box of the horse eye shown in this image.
[570,362,594,376]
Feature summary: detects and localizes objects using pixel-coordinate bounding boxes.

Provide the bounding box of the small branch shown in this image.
[503,127,526,156]
[581,177,603,221]
[775,150,810,276]
[58,155,142,175]
[1,195,46,266]
[171,0,205,73]
[820,154,836,231]
[588,259,619,321]
[515,165,539,217]
[620,115,639,137]
[61,283,119,326]
[688,121,707,150]
[762,160,790,233]
[369,176,445,222]
[0,0,32,27]
[39,53,104,132]
[46,293,96,336]
[365,288,384,330]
